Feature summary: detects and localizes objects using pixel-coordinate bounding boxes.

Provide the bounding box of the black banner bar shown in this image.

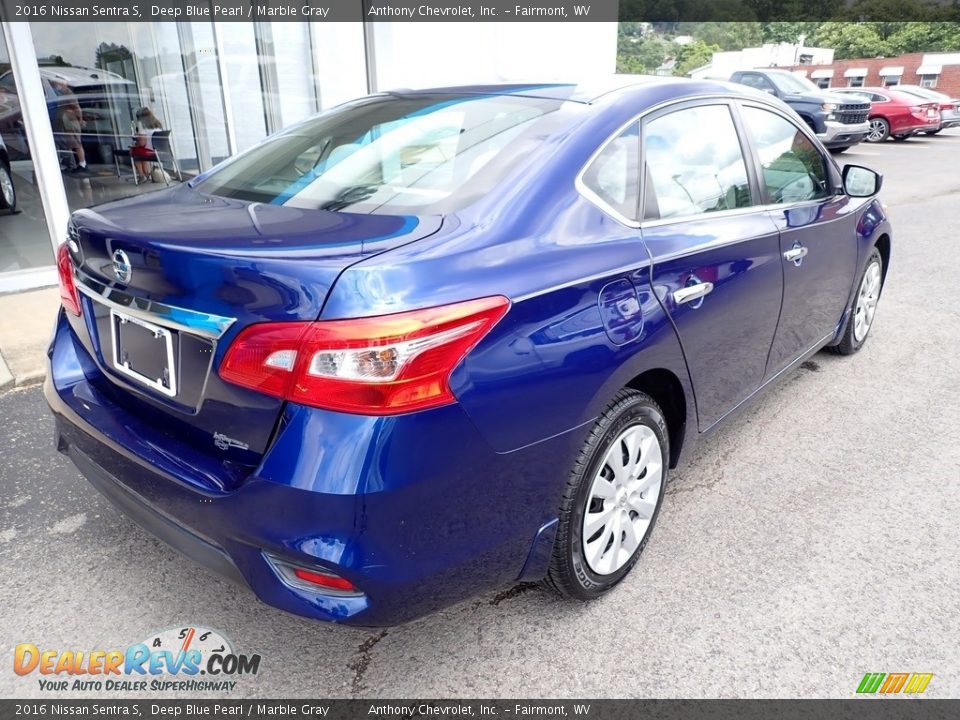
[2,700,960,719]
[2,0,959,22]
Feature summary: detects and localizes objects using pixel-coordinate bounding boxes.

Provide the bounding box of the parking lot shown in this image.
[2,130,959,699]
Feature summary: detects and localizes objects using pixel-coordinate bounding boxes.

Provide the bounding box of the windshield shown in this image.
[195,93,566,214]
[768,72,820,95]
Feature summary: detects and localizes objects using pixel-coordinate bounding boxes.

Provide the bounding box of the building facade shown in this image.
[689,43,835,81]
[787,52,960,96]
[0,21,617,294]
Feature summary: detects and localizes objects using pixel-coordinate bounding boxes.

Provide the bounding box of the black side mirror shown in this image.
[842,164,883,197]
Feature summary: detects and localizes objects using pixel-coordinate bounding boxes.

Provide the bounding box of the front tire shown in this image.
[0,160,16,213]
[545,389,668,600]
[827,247,883,356]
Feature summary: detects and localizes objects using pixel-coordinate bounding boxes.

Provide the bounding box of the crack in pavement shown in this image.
[488,582,540,607]
[349,629,387,696]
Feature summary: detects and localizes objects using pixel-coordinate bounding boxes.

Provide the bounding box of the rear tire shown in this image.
[867,118,889,143]
[925,129,941,135]
[825,247,883,356]
[892,134,910,141]
[545,389,669,600]
[829,146,849,154]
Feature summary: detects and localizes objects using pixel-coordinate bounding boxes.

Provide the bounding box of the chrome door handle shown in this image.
[673,282,714,305]
[783,245,809,265]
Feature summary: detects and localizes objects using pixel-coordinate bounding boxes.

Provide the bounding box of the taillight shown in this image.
[220,295,510,415]
[56,243,81,317]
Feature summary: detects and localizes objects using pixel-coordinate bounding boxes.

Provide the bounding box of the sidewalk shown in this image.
[0,287,59,392]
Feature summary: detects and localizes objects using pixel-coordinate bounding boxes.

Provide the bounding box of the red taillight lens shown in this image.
[220,295,510,415]
[292,567,356,592]
[57,243,81,317]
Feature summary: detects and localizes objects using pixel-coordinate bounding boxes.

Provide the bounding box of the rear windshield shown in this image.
[195,93,565,214]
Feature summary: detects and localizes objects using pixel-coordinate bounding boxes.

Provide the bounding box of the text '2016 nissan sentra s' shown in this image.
[46,78,891,626]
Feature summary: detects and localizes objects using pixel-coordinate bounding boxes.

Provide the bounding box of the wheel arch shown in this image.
[874,232,891,287]
[625,368,687,469]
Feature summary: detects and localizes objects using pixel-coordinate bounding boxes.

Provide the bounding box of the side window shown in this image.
[740,106,830,205]
[642,104,752,221]
[581,122,640,220]
[739,74,774,93]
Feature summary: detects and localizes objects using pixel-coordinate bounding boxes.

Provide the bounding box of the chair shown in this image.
[149,131,182,186]
[115,130,182,186]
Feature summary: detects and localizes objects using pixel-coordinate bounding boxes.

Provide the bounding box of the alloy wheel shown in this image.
[867,120,887,142]
[582,424,663,576]
[853,261,881,342]
[0,166,13,207]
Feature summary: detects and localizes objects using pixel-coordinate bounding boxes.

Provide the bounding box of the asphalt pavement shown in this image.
[2,130,959,699]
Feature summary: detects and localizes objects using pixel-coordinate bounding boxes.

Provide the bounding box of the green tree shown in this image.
[811,22,891,59]
[674,40,721,76]
[886,22,960,53]
[692,22,764,50]
[617,32,673,74]
[761,22,820,44]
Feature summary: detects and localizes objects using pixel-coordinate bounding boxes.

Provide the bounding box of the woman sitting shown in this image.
[130,107,164,182]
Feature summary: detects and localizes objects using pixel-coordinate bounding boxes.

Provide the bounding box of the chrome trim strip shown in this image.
[75,271,236,340]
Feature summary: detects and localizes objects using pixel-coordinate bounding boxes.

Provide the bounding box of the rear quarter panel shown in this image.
[321,91,698,458]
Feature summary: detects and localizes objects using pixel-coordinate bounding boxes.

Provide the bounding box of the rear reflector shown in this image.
[220,296,510,415]
[292,567,357,592]
[264,553,361,596]
[57,243,81,317]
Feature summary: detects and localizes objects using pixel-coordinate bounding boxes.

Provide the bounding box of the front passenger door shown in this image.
[738,104,859,376]
[641,102,784,431]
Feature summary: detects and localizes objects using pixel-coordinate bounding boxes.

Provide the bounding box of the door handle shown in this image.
[783,244,808,265]
[673,282,714,306]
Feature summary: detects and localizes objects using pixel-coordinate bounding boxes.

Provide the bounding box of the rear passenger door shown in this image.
[641,101,784,431]
[737,103,859,377]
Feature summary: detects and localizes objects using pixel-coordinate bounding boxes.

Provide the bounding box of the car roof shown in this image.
[38,65,135,88]
[383,75,758,105]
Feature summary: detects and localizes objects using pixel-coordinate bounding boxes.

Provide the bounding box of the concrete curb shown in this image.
[0,350,12,392]
[0,287,58,394]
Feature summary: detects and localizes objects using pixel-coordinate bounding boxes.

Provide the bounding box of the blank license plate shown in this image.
[110,310,177,397]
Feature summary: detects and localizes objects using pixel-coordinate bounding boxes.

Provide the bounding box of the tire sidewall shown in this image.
[568,398,669,595]
[0,162,15,211]
[849,248,883,352]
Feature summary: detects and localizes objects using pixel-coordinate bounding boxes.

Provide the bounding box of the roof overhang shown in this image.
[811,69,834,79]
[879,66,904,76]
[916,65,943,75]
[844,68,869,78]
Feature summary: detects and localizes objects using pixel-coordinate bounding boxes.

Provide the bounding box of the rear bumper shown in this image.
[46,311,574,626]
[818,120,870,148]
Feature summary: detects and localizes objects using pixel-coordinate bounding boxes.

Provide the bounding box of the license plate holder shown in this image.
[110,310,177,397]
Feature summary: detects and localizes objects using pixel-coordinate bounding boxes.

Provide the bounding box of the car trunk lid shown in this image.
[67,185,440,479]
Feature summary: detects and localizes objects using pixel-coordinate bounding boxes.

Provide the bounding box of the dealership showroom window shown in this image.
[0,6,958,718]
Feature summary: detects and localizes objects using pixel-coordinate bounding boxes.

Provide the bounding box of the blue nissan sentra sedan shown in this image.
[46,78,891,625]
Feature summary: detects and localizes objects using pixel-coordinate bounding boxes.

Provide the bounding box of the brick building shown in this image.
[787,52,960,97]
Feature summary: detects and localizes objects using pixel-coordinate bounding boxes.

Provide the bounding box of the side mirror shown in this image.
[842,164,882,197]
[763,87,777,95]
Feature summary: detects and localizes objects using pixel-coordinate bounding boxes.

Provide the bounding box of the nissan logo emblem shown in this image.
[112,249,132,284]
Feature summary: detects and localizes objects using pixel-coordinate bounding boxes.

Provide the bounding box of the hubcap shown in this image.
[0,167,13,206]
[867,120,886,142]
[582,424,663,576]
[853,261,881,342]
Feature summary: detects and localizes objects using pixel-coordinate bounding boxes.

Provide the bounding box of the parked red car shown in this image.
[833,87,940,142]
